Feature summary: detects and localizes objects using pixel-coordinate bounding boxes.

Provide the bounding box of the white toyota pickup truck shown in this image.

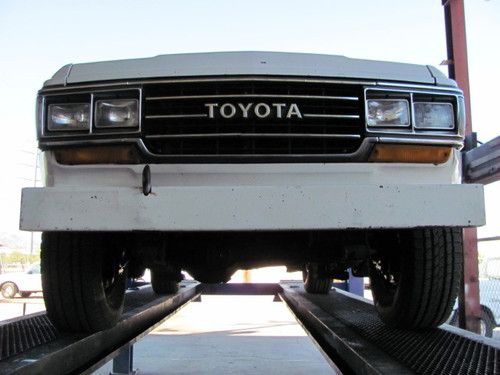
[20,51,485,332]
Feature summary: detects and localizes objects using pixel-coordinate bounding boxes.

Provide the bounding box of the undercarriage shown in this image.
[129,230,375,283]
[41,227,463,332]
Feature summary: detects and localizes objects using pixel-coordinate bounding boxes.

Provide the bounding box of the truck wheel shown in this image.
[479,307,495,338]
[151,266,180,294]
[303,264,332,294]
[41,232,127,332]
[187,267,234,284]
[447,305,494,337]
[369,228,462,328]
[1,282,18,298]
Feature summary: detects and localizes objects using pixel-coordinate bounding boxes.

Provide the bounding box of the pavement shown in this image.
[93,295,339,375]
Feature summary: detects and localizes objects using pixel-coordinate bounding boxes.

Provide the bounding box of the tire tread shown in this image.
[370,227,462,328]
[304,276,332,294]
[41,232,126,332]
[151,267,180,295]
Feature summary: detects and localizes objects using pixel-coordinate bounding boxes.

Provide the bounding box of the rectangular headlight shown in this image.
[47,103,90,131]
[367,99,410,127]
[95,99,138,128]
[414,102,454,129]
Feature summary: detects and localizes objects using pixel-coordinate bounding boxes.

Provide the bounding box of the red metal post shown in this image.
[443,0,481,333]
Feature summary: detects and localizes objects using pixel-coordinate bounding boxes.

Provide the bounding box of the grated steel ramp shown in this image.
[281,283,500,375]
[2,282,499,374]
[0,286,163,363]
[0,314,58,361]
[0,282,199,374]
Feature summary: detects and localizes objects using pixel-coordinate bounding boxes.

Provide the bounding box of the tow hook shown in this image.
[142,165,152,196]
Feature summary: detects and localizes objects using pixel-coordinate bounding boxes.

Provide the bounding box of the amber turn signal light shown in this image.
[54,145,141,165]
[368,144,452,164]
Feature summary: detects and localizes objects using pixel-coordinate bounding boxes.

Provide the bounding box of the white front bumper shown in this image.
[20,184,485,231]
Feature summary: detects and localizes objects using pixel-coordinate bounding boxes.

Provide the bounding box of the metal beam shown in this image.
[443,0,473,132]
[478,236,500,242]
[463,135,500,184]
[443,0,481,334]
[200,282,283,296]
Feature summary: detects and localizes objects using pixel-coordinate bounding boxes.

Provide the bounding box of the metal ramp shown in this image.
[280,282,500,374]
[0,281,498,374]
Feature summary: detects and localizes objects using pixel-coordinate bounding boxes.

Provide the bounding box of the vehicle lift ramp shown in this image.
[0,281,498,375]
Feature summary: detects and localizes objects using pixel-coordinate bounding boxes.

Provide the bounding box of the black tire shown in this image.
[151,267,180,294]
[448,306,494,338]
[20,292,31,298]
[479,307,495,337]
[41,232,127,332]
[369,227,462,329]
[303,265,332,294]
[1,282,18,298]
[187,267,234,284]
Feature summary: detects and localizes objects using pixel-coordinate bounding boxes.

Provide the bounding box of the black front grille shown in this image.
[142,79,365,160]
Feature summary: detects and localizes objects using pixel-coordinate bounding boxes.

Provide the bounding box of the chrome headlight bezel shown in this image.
[365,88,461,136]
[39,88,141,138]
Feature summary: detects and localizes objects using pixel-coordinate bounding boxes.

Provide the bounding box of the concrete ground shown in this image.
[93,295,339,375]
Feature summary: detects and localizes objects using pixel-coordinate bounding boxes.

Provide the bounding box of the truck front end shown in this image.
[20,52,485,332]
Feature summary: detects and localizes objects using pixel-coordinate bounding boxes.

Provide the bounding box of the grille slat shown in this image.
[146,93,359,101]
[145,113,360,120]
[145,133,361,140]
[142,79,365,159]
[146,114,207,119]
[302,114,360,119]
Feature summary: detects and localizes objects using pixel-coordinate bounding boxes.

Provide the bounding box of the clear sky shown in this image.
[0,1,498,252]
